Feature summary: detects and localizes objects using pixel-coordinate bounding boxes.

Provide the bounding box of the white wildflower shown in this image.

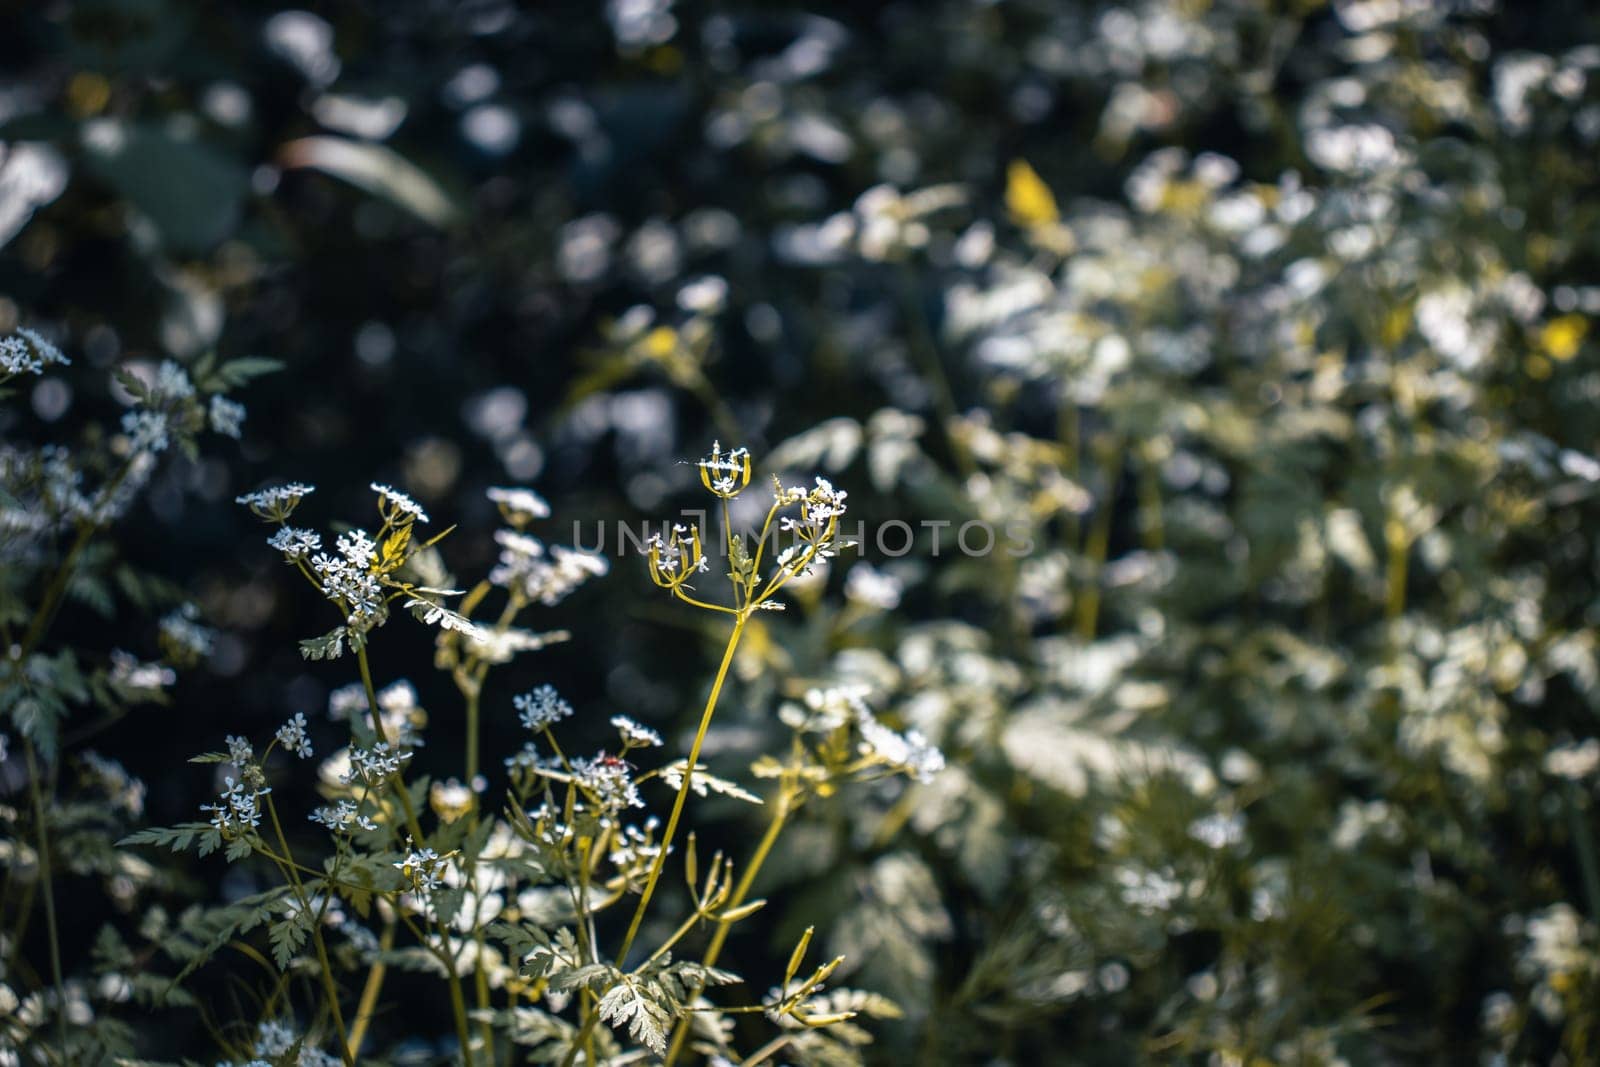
[1,329,67,376]
[487,485,551,523]
[395,845,444,891]
[844,562,902,610]
[571,753,644,814]
[1188,812,1245,850]
[107,649,176,693]
[159,603,215,663]
[430,778,475,822]
[267,526,322,560]
[698,440,752,497]
[152,360,194,401]
[226,735,254,767]
[489,529,609,605]
[309,799,377,833]
[341,742,412,784]
[237,482,316,522]
[515,685,573,731]
[611,715,662,748]
[275,713,313,759]
[121,410,170,454]
[209,394,246,438]
[371,482,429,523]
[79,752,146,816]
[1546,739,1600,780]
[202,776,267,833]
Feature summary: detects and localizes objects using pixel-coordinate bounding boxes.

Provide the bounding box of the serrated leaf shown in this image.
[658,760,763,804]
[298,627,347,661]
[596,978,674,1054]
[269,913,310,970]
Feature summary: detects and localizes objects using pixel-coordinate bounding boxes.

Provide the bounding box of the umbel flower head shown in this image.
[698,440,751,498]
[645,523,707,593]
[236,482,315,522]
[645,445,853,615]
[239,480,474,658]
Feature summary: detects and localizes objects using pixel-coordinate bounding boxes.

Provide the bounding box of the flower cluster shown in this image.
[612,714,662,749]
[0,326,70,378]
[698,440,752,497]
[489,529,609,605]
[275,713,313,759]
[644,522,707,593]
[782,686,945,783]
[514,684,573,731]
[236,483,315,522]
[308,799,377,834]
[568,753,644,816]
[371,482,429,524]
[201,776,268,835]
[267,526,321,560]
[340,742,411,785]
[394,845,445,891]
[487,485,551,525]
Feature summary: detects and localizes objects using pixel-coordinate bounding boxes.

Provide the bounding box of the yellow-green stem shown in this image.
[1075,490,1115,642]
[1384,531,1408,622]
[738,1033,795,1067]
[562,614,748,1067]
[1138,453,1164,552]
[616,614,747,963]
[265,794,353,1065]
[347,916,396,1054]
[662,787,793,1066]
[461,594,517,1064]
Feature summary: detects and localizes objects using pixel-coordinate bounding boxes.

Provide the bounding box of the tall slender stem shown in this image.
[347,916,396,1054]
[1076,488,1115,642]
[355,646,475,1064]
[264,794,353,1065]
[896,268,975,479]
[1384,527,1409,622]
[24,747,65,1053]
[617,615,747,964]
[562,614,748,1067]
[662,786,793,1066]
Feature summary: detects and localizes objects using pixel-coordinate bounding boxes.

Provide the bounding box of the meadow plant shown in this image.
[1,330,274,1060]
[109,442,930,1065]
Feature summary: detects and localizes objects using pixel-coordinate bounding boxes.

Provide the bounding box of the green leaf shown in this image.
[596,977,674,1055]
[299,627,348,661]
[279,136,460,228]
[198,357,284,393]
[269,911,310,970]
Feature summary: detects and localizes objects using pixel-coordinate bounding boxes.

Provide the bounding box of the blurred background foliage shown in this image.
[5,0,1600,1062]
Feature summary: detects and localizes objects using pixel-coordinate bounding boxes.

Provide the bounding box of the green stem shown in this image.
[897,267,975,479]
[1075,487,1115,642]
[356,647,426,845]
[1566,781,1600,923]
[355,645,475,1064]
[264,795,353,1065]
[616,614,747,964]
[662,786,794,1066]
[562,614,748,1067]
[1384,527,1409,622]
[466,688,481,788]
[347,917,396,1054]
[24,747,66,1053]
[738,1033,795,1067]
[1137,450,1164,552]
